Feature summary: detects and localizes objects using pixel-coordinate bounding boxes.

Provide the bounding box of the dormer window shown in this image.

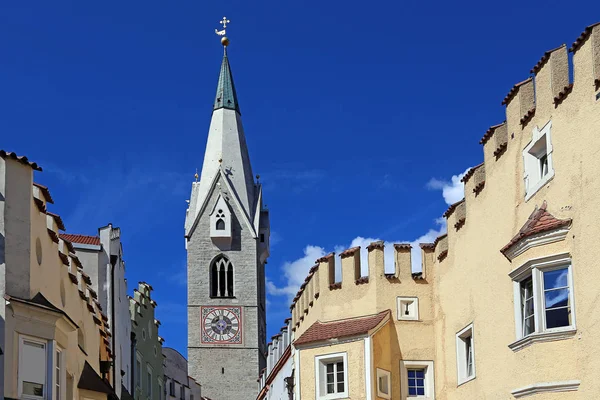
[210,196,232,243]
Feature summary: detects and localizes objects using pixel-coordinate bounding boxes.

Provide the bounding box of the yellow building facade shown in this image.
[288,22,600,399]
[1,151,115,400]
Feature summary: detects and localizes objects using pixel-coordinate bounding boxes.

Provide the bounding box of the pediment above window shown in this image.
[501,201,571,260]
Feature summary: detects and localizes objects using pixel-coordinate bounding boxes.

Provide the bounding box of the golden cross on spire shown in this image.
[220,17,230,29]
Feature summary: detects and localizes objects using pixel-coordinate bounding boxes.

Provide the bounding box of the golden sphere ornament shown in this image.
[221,36,230,47]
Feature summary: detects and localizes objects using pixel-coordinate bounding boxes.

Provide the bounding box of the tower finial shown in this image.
[194,168,199,182]
[215,16,231,47]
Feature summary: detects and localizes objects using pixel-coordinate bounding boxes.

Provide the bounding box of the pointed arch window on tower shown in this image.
[216,209,226,230]
[210,255,235,297]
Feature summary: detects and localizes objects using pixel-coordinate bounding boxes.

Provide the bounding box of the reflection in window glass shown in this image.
[543,268,571,329]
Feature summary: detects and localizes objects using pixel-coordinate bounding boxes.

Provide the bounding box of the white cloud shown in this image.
[266,245,326,299]
[266,168,468,303]
[426,168,471,205]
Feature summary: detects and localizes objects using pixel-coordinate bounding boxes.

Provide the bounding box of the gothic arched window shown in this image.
[210,255,234,297]
[215,209,226,230]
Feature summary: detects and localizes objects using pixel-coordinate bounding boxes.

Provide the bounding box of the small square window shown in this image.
[315,352,348,399]
[376,368,391,399]
[397,297,419,321]
[260,233,265,243]
[456,323,476,385]
[400,360,435,399]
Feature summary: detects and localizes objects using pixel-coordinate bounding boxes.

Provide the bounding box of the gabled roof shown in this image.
[60,233,101,246]
[294,310,390,346]
[501,201,572,254]
[77,361,115,396]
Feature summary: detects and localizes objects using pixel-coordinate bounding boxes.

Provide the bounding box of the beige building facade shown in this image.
[0,150,116,400]
[277,21,600,400]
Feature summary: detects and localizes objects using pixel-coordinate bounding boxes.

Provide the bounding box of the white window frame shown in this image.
[54,345,66,400]
[376,368,391,399]
[509,253,576,351]
[18,335,48,400]
[523,120,554,201]
[400,360,435,400]
[455,323,475,385]
[397,297,419,321]
[314,352,349,399]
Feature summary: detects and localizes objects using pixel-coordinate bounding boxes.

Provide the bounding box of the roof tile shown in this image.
[60,234,100,246]
[294,310,390,346]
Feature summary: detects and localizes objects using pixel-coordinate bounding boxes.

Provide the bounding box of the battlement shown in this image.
[290,241,430,332]
[421,22,600,271]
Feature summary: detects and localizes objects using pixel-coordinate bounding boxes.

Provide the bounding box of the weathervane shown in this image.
[215,16,231,47]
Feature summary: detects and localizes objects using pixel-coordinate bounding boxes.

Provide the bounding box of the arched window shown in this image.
[215,209,226,230]
[210,255,234,297]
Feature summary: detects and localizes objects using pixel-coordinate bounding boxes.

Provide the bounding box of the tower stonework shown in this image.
[185,47,269,400]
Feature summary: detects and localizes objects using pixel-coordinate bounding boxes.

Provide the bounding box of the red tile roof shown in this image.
[33,182,54,204]
[500,201,572,254]
[60,234,100,246]
[316,252,334,263]
[531,44,566,74]
[394,243,412,250]
[479,122,505,145]
[339,246,360,258]
[570,22,600,53]
[47,212,66,231]
[502,78,532,105]
[294,310,390,346]
[367,241,384,251]
[0,150,42,171]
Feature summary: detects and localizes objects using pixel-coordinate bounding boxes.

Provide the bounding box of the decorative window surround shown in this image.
[455,323,476,385]
[511,380,580,398]
[376,368,391,399]
[509,253,576,351]
[503,228,569,261]
[397,297,419,321]
[508,328,577,352]
[523,120,554,201]
[314,352,349,399]
[400,360,435,400]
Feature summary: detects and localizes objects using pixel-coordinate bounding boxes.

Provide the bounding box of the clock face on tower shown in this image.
[201,306,242,344]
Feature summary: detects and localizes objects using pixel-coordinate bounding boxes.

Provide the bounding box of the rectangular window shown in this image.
[55,348,62,400]
[136,353,142,389]
[408,368,425,396]
[147,365,153,398]
[510,255,576,349]
[315,352,348,399]
[523,120,554,200]
[376,368,391,399]
[19,336,47,400]
[397,297,419,321]
[180,385,185,400]
[169,380,175,396]
[456,323,476,385]
[158,380,163,400]
[400,360,435,399]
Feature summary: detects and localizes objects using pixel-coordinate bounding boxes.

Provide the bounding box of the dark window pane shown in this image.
[326,364,333,373]
[417,387,425,395]
[545,288,569,309]
[416,378,425,386]
[546,308,571,329]
[23,382,44,396]
[327,383,334,394]
[337,382,344,392]
[415,369,425,379]
[337,362,344,372]
[408,378,415,387]
[337,371,344,382]
[409,387,417,395]
[326,373,334,384]
[408,370,415,378]
[524,315,535,336]
[216,218,225,230]
[543,268,568,289]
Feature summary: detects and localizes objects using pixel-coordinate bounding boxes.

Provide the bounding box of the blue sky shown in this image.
[2,1,599,356]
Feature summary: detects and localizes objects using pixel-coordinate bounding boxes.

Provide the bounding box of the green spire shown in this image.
[213,49,240,114]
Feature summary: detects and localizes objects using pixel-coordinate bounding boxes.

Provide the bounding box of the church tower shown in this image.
[185,20,269,400]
